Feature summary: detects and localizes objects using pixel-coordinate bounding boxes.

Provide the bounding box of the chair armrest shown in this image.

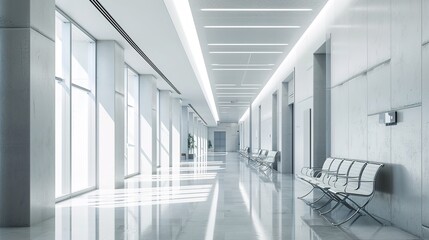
[336,175,360,179]
[347,180,374,183]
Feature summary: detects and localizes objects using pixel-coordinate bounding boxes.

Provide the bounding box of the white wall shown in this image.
[208,123,239,152]
[240,0,428,237]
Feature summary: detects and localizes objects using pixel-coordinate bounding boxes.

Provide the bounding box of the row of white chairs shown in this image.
[239,148,279,173]
[296,158,384,226]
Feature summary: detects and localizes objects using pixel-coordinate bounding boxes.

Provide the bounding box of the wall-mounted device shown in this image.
[379,111,397,126]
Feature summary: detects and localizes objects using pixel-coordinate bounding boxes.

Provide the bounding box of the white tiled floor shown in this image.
[0,152,421,240]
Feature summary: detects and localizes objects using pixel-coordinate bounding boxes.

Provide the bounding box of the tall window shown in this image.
[125,66,140,177]
[55,13,70,198]
[55,11,96,200]
[71,25,96,193]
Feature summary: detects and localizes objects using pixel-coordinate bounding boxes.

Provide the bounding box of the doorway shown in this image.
[281,72,295,174]
[214,131,226,152]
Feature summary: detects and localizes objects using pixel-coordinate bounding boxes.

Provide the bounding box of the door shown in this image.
[214,131,226,152]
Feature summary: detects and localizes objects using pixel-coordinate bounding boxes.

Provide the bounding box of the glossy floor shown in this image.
[0,153,421,240]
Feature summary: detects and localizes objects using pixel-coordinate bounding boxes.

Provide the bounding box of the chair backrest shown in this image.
[356,163,384,195]
[322,158,335,171]
[322,158,343,183]
[346,161,367,190]
[264,151,278,164]
[252,149,260,155]
[260,149,268,157]
[332,160,354,187]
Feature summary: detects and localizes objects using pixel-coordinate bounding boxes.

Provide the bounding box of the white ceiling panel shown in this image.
[189,0,327,122]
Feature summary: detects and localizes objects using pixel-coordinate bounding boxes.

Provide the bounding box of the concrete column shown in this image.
[97,41,125,189]
[159,91,172,168]
[194,116,199,158]
[0,0,55,227]
[140,75,157,174]
[188,112,195,158]
[181,107,189,158]
[171,98,182,167]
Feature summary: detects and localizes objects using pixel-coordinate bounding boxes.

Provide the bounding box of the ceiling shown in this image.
[56,0,217,125]
[188,0,327,122]
[56,0,327,125]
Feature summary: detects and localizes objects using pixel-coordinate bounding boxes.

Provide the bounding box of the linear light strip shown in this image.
[164,0,219,122]
[215,84,236,86]
[240,0,337,123]
[89,0,181,94]
[218,96,253,98]
[205,25,300,29]
[209,43,288,46]
[210,51,283,54]
[216,87,259,90]
[217,93,254,95]
[201,8,313,12]
[212,68,272,71]
[212,64,275,67]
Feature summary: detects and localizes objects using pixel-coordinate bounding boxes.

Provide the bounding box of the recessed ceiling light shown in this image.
[210,51,283,54]
[213,68,272,71]
[212,64,275,67]
[216,87,259,90]
[201,8,313,12]
[204,25,300,29]
[209,43,288,46]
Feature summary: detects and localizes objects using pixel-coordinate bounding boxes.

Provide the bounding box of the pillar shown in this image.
[181,107,189,158]
[171,98,182,167]
[97,40,125,189]
[140,75,158,174]
[159,91,172,168]
[0,0,55,227]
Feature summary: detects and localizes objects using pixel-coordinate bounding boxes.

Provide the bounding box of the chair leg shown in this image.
[361,208,384,225]
[298,187,315,199]
[315,199,332,210]
[309,193,327,206]
[320,201,341,215]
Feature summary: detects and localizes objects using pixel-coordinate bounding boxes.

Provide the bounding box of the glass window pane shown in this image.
[72,25,95,89]
[55,15,65,79]
[72,87,96,192]
[55,81,70,198]
[126,67,139,176]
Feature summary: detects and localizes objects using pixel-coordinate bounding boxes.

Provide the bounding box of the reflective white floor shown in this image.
[0,152,421,240]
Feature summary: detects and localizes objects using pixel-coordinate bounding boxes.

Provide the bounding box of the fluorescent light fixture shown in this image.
[164,0,219,122]
[201,8,313,12]
[204,25,300,29]
[210,51,283,54]
[218,96,253,98]
[217,93,254,95]
[216,83,236,86]
[239,108,250,122]
[212,64,275,67]
[209,43,288,46]
[219,105,249,107]
[216,87,259,90]
[239,0,338,123]
[212,68,272,71]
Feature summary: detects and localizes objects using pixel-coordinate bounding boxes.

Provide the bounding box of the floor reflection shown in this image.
[0,152,420,240]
